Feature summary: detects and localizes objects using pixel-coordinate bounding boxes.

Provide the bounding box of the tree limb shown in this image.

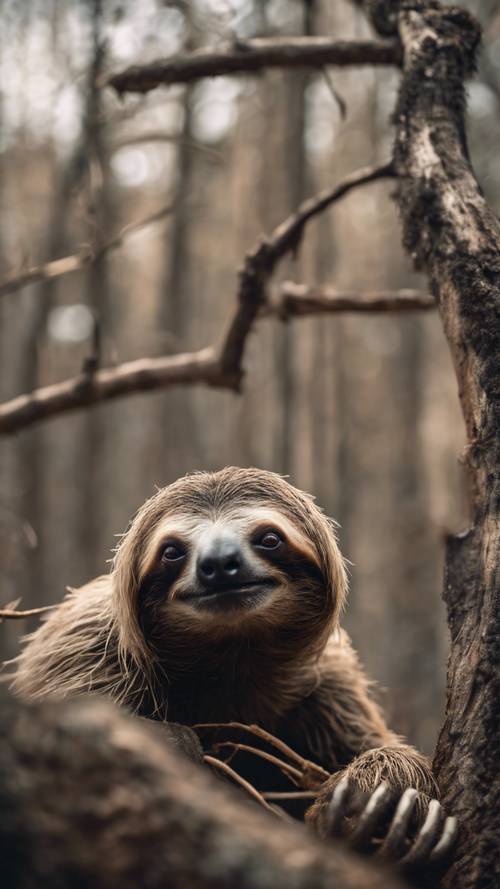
[0,162,393,436]
[274,283,435,315]
[373,2,499,887]
[107,37,401,94]
[217,161,395,377]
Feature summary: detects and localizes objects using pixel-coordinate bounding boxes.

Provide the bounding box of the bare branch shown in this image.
[0,347,224,436]
[0,604,56,621]
[107,37,401,94]
[0,163,393,436]
[0,203,175,300]
[212,741,306,786]
[195,720,330,783]
[203,754,284,818]
[274,283,435,315]
[218,161,395,377]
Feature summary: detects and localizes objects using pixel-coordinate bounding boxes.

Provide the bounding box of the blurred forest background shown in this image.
[1,0,499,755]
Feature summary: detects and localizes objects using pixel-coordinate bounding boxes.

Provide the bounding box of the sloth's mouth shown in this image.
[182,579,277,611]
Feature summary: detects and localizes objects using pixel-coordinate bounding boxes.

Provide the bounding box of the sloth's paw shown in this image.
[307,775,457,873]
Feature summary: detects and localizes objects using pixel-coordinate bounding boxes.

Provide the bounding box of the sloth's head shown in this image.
[112,468,347,669]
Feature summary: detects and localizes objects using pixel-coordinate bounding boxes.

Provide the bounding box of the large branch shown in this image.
[108,36,401,94]
[1,693,408,889]
[0,162,393,436]
[377,3,500,888]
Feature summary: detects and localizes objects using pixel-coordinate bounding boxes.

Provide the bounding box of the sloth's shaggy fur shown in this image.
[10,467,438,813]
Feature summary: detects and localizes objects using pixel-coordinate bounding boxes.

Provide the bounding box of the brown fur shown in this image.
[9,467,437,816]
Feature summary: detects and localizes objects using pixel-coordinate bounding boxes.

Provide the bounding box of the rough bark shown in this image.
[108,36,401,94]
[277,283,434,314]
[378,2,500,887]
[0,693,409,889]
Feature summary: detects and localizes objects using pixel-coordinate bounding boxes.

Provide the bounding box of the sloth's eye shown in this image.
[161,542,186,562]
[257,530,282,549]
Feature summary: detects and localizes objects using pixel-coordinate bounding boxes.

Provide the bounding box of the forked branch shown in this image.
[195,720,330,786]
[0,162,393,436]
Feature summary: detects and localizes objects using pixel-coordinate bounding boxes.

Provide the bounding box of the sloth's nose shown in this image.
[197,538,243,587]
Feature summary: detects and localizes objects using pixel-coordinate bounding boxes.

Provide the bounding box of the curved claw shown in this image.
[429,815,458,864]
[400,798,444,867]
[350,782,394,851]
[325,775,351,837]
[376,787,419,861]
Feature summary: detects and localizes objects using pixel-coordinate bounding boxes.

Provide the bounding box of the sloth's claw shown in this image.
[376,786,419,860]
[399,797,444,867]
[350,782,393,851]
[322,780,456,875]
[325,775,351,836]
[428,815,458,864]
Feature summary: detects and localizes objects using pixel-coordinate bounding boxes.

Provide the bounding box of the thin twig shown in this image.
[262,791,319,800]
[0,605,56,620]
[213,741,305,786]
[203,755,283,818]
[195,720,330,782]
[107,36,401,94]
[0,203,175,300]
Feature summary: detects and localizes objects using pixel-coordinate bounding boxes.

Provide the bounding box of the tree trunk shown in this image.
[369,2,500,886]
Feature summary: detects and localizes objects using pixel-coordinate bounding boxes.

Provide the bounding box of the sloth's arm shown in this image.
[294,627,437,797]
[286,629,433,780]
[291,631,455,871]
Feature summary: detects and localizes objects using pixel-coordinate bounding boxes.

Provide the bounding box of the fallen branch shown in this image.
[274,283,435,316]
[108,36,401,94]
[0,202,175,300]
[0,162,393,435]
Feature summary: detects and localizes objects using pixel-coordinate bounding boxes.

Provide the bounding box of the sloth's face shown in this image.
[137,505,324,633]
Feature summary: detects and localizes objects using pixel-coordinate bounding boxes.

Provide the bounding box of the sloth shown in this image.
[11,467,455,869]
